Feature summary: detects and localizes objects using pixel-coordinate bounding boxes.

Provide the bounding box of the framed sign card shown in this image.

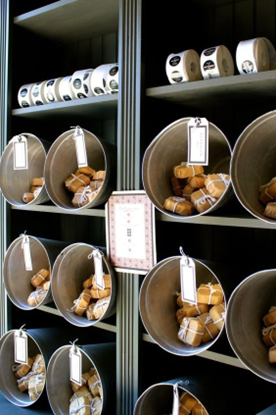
[106,191,156,274]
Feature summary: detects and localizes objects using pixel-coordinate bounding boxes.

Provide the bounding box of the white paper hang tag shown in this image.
[69,340,82,386]
[180,247,197,304]
[91,249,105,290]
[187,117,209,166]
[13,135,28,170]
[14,326,28,365]
[172,382,180,415]
[71,126,88,168]
[21,233,33,271]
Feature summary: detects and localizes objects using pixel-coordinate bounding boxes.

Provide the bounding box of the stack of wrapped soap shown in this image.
[179,391,208,415]
[164,162,230,216]
[22,177,44,203]
[259,176,276,219]
[71,274,111,321]
[13,353,46,401]
[176,282,225,347]
[27,268,50,307]
[69,367,103,415]
[64,167,105,208]
[262,306,276,363]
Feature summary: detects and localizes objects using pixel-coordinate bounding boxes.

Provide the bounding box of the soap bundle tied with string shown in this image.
[176,248,225,348]
[164,118,230,216]
[259,176,276,219]
[262,306,276,363]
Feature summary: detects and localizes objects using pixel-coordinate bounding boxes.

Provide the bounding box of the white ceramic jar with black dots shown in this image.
[71,69,94,99]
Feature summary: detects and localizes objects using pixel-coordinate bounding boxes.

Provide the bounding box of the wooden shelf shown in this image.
[12,94,118,121]
[146,70,276,108]
[11,204,106,217]
[14,0,119,44]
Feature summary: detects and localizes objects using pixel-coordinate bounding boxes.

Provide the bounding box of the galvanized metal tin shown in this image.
[142,117,232,219]
[226,269,276,383]
[51,243,116,327]
[231,110,276,224]
[44,128,116,211]
[3,235,68,310]
[46,343,116,414]
[139,256,226,356]
[0,133,50,207]
[0,328,72,407]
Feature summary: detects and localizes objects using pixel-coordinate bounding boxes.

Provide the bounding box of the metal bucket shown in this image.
[226,269,276,383]
[3,235,68,310]
[44,128,116,211]
[134,378,211,415]
[231,110,276,224]
[46,343,116,414]
[139,256,226,356]
[0,133,50,207]
[0,328,72,407]
[51,243,116,327]
[142,118,232,219]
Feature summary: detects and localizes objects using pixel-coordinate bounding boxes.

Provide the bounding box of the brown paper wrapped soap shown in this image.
[72,289,91,316]
[164,196,194,216]
[92,170,105,181]
[92,274,111,289]
[264,202,276,219]
[262,325,276,347]
[197,283,223,305]
[205,173,230,199]
[76,166,95,177]
[27,286,48,307]
[171,176,186,196]
[32,354,45,374]
[69,396,91,415]
[71,186,98,208]
[209,302,225,330]
[91,287,111,299]
[191,188,217,213]
[188,174,206,189]
[182,183,195,200]
[65,172,90,193]
[31,268,50,288]
[197,312,220,343]
[192,403,208,415]
[13,357,33,379]
[70,386,93,403]
[88,373,102,397]
[93,296,110,319]
[28,373,45,401]
[264,306,276,327]
[178,317,204,347]
[90,396,103,415]
[22,192,35,203]
[173,163,204,179]
[17,371,34,392]
[179,391,198,414]
[268,345,276,363]
[71,372,91,393]
[183,302,209,318]
[259,178,276,205]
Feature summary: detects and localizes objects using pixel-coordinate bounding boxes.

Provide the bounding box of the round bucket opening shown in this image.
[51,243,116,327]
[226,269,276,383]
[139,256,226,356]
[0,133,49,207]
[0,330,46,407]
[44,128,116,211]
[231,110,276,224]
[46,343,115,415]
[142,118,232,219]
[134,380,208,415]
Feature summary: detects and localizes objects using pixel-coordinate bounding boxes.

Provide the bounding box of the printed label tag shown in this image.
[180,255,197,304]
[21,235,33,271]
[172,383,180,415]
[13,136,28,170]
[14,330,28,365]
[73,127,88,168]
[92,249,105,290]
[69,345,82,386]
[187,118,209,166]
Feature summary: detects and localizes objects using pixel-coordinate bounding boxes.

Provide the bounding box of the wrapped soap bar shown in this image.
[92,171,105,181]
[171,176,186,196]
[72,186,98,208]
[27,286,48,307]
[209,302,225,330]
[178,317,204,347]
[83,275,93,289]
[90,180,103,191]
[264,202,276,219]
[22,192,35,203]
[264,306,276,327]
[164,196,194,216]
[183,302,209,318]
[205,173,230,199]
[176,307,186,324]
[71,372,91,392]
[90,396,103,415]
[91,287,111,299]
[88,373,102,397]
[259,178,276,205]
[269,345,276,363]
[191,188,217,213]
[43,281,50,291]
[192,403,208,415]
[197,312,220,343]
[72,289,91,316]
[197,283,223,305]
[188,175,206,189]
[262,325,276,347]
[182,183,195,200]
[92,274,111,289]
[32,354,45,374]
[93,296,110,319]
[31,177,44,187]
[17,371,34,392]
[173,163,204,179]
[70,386,92,402]
[13,357,33,379]
[31,268,50,288]
[28,373,45,401]
[65,172,90,193]
[179,391,198,414]
[69,396,91,415]
[86,303,96,321]
[76,166,95,177]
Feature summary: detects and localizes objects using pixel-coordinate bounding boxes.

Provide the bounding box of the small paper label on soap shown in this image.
[180,256,197,304]
[93,249,105,290]
[73,127,88,168]
[14,330,28,365]
[69,346,82,386]
[187,118,209,166]
[21,235,33,271]
[172,383,180,415]
[13,136,28,170]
